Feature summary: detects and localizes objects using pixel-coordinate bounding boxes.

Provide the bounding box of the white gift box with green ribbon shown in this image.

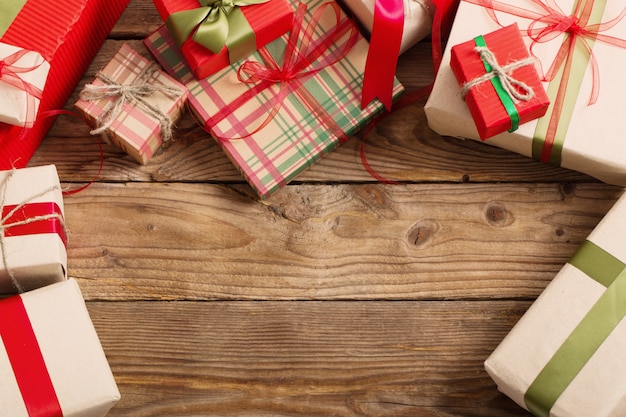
[485,191,626,417]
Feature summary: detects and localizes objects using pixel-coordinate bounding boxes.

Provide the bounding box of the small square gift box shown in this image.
[449,24,550,140]
[153,0,294,79]
[0,42,50,128]
[145,0,404,199]
[424,0,626,186]
[0,164,66,296]
[75,44,189,165]
[485,191,626,417]
[0,0,130,170]
[0,279,120,416]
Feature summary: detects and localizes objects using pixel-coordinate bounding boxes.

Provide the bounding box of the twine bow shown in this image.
[0,170,65,293]
[80,63,184,143]
[0,48,45,128]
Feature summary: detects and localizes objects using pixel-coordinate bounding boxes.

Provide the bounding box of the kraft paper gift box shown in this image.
[0,279,120,416]
[144,0,404,199]
[424,0,626,187]
[0,42,50,128]
[75,44,189,165]
[485,191,626,417]
[0,0,130,170]
[0,164,67,296]
[152,0,294,79]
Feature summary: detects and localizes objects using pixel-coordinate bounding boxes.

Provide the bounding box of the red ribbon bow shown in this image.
[0,48,45,127]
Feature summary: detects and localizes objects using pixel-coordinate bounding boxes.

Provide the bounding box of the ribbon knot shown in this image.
[80,63,184,143]
[0,49,45,128]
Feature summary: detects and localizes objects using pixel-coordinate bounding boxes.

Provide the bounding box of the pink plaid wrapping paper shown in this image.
[144,0,404,198]
[75,44,188,165]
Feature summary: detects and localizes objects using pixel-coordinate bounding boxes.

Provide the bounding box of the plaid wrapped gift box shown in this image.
[0,164,67,296]
[0,279,120,416]
[0,0,130,169]
[145,0,404,199]
[485,191,626,417]
[76,44,189,165]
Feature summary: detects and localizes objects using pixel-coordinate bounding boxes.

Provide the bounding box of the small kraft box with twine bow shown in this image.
[0,164,66,296]
[485,190,626,417]
[0,279,120,416]
[75,43,189,165]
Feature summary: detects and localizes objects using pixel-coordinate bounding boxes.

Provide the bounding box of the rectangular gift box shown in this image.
[152,0,294,79]
[145,0,404,199]
[0,164,66,296]
[0,42,50,128]
[0,279,120,416]
[485,191,626,417]
[339,0,434,54]
[75,44,189,165]
[449,24,550,140]
[424,0,626,186]
[0,0,130,170]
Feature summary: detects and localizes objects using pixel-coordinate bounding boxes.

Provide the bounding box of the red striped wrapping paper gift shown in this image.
[0,0,130,169]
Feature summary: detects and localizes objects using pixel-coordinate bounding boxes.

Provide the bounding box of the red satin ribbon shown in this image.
[2,202,67,247]
[0,48,45,127]
[361,0,405,110]
[0,295,63,417]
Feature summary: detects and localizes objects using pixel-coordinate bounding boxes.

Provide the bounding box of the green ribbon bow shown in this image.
[166,0,268,57]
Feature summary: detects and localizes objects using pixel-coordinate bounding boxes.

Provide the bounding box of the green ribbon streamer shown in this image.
[524,240,626,417]
[474,35,520,133]
[0,0,28,38]
[166,0,268,63]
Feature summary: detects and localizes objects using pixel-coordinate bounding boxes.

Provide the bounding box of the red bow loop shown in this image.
[0,48,45,128]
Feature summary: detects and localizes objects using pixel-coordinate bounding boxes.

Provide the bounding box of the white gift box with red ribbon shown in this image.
[0,279,120,416]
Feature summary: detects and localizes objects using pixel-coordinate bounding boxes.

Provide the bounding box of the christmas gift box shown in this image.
[0,164,66,296]
[75,44,189,165]
[145,0,404,199]
[449,23,550,140]
[0,42,50,128]
[152,0,294,79]
[0,0,130,170]
[0,279,120,416]
[485,191,626,417]
[424,0,626,186]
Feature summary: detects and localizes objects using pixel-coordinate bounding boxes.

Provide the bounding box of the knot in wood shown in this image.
[485,202,513,227]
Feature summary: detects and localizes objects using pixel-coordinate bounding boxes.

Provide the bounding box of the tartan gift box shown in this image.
[449,24,550,140]
[424,0,626,186]
[485,191,626,417]
[0,42,50,128]
[144,0,404,199]
[0,164,66,296]
[0,0,130,170]
[0,279,120,416]
[75,44,189,165]
[152,0,294,79]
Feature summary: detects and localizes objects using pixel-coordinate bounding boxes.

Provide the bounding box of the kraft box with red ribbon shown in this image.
[0,0,130,170]
[152,0,294,79]
[144,0,404,199]
[75,44,189,165]
[0,164,67,296]
[424,0,626,187]
[449,23,550,140]
[0,278,120,416]
[485,190,626,417]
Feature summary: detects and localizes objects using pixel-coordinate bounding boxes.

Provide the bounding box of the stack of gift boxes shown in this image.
[4,0,626,415]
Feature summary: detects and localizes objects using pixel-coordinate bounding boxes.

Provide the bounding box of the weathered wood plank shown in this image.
[91,299,531,416]
[67,182,622,301]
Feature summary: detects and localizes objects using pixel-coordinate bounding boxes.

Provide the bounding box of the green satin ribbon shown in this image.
[524,240,626,417]
[0,0,28,38]
[474,35,520,133]
[166,0,268,62]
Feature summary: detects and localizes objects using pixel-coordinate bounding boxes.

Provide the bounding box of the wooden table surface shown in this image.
[28,0,625,415]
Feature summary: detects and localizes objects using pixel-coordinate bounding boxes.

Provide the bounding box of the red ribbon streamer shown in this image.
[0,48,45,128]
[2,202,67,247]
[0,295,63,417]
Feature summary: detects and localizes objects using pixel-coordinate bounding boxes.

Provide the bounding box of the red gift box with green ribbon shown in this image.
[0,0,130,170]
[450,23,550,140]
[152,0,294,79]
